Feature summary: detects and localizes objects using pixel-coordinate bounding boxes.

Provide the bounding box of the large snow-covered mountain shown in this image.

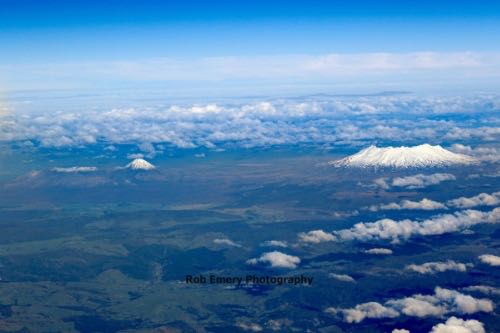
[332,144,476,168]
[125,158,156,170]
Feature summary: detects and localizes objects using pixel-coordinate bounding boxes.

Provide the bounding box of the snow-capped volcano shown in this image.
[332,144,476,168]
[125,158,156,170]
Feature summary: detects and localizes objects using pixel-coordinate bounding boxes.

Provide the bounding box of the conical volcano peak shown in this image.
[125,158,156,170]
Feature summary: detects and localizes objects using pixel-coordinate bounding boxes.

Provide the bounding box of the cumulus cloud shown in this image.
[451,143,500,163]
[213,238,242,248]
[260,240,288,248]
[51,166,97,173]
[405,260,471,274]
[448,192,500,208]
[334,208,500,243]
[329,273,355,283]
[369,198,446,211]
[392,329,410,333]
[326,287,493,323]
[387,297,446,317]
[247,251,300,269]
[298,230,335,244]
[374,177,390,190]
[433,287,494,314]
[462,285,500,296]
[391,173,456,189]
[369,192,499,212]
[430,317,485,333]
[325,302,399,323]
[364,248,393,255]
[478,254,500,266]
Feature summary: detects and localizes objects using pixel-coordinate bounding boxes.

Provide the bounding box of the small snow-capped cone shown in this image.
[125,158,156,170]
[331,144,476,168]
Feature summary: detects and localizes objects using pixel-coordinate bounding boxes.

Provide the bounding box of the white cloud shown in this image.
[391,173,456,189]
[260,240,288,248]
[400,199,446,210]
[448,192,500,208]
[392,287,494,317]
[478,254,500,266]
[127,153,144,159]
[334,208,500,243]
[213,238,242,248]
[434,287,494,314]
[327,287,493,323]
[334,210,359,218]
[266,319,293,331]
[369,192,500,212]
[329,273,355,283]
[298,229,335,244]
[364,248,393,255]
[374,177,390,190]
[392,329,410,333]
[368,202,401,211]
[387,297,446,317]
[430,317,485,333]
[138,142,157,157]
[51,166,97,173]
[236,322,263,332]
[369,198,446,211]
[451,144,500,163]
[247,251,300,269]
[405,260,471,274]
[462,285,500,296]
[325,302,399,323]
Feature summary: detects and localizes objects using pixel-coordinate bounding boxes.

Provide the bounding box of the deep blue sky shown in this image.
[1,1,499,94]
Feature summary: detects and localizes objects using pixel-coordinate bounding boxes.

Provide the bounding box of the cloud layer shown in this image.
[2,95,500,151]
[5,52,500,88]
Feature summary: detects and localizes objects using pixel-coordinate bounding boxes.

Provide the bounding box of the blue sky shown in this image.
[1,0,500,95]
